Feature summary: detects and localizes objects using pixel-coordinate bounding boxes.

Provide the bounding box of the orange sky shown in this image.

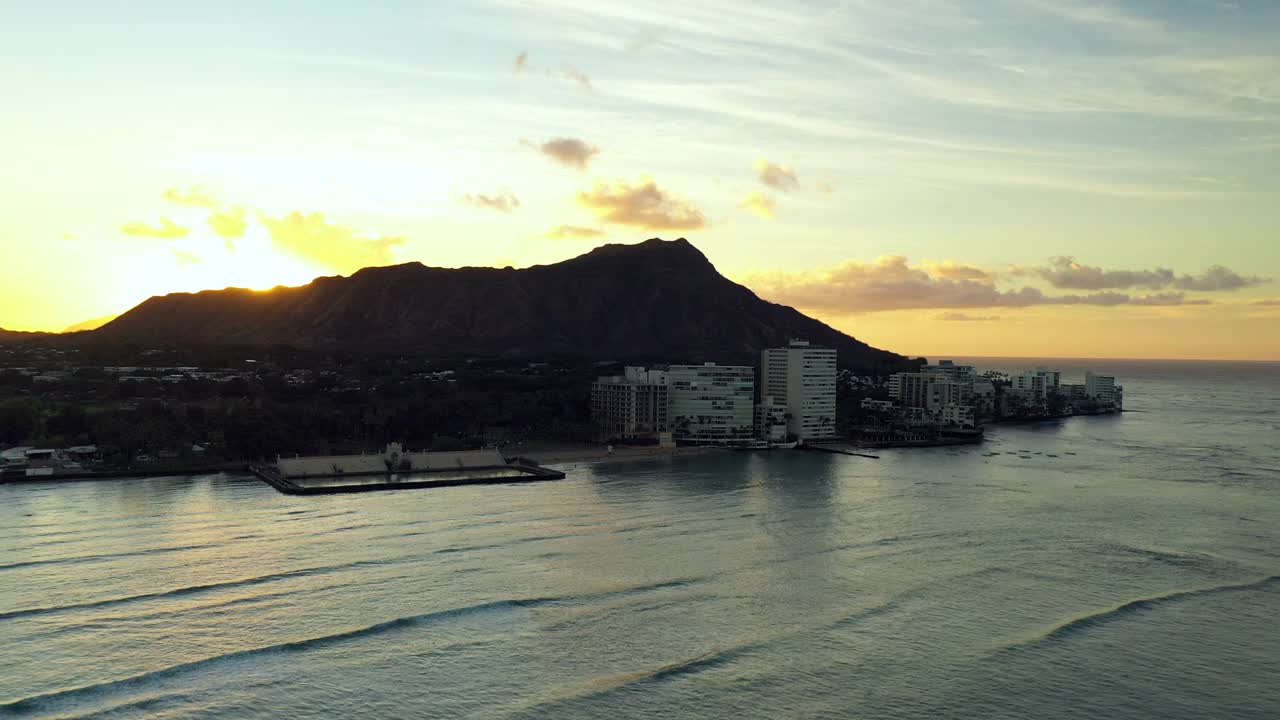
[2,2,1278,360]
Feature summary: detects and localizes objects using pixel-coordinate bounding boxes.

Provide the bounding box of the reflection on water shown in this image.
[1,360,1278,719]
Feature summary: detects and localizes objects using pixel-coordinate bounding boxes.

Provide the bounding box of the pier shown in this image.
[251,444,566,495]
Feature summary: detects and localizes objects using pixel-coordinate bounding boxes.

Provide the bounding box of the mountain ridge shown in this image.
[84,238,912,370]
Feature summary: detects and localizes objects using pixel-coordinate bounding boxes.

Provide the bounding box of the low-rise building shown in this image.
[923,360,977,386]
[1012,367,1061,401]
[860,398,895,413]
[939,404,976,428]
[590,366,670,441]
[755,396,789,442]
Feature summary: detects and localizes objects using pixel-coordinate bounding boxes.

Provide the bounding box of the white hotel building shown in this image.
[760,340,837,442]
[668,363,756,446]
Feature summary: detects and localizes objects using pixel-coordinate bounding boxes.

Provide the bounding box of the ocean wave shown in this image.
[0,560,389,621]
[0,598,553,715]
[499,642,759,717]
[996,574,1280,653]
[3,577,717,714]
[0,543,221,572]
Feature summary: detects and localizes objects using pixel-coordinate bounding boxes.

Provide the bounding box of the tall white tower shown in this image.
[760,339,838,441]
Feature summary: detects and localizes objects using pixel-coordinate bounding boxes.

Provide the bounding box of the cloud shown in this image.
[815,180,835,195]
[162,186,219,209]
[527,138,600,170]
[261,211,404,271]
[739,192,776,219]
[208,207,247,239]
[577,178,706,230]
[1028,256,1266,291]
[747,255,1212,314]
[927,261,994,283]
[564,67,592,89]
[121,218,190,239]
[513,51,528,73]
[754,159,799,192]
[936,312,1001,322]
[464,191,520,213]
[547,225,605,240]
[1176,265,1266,292]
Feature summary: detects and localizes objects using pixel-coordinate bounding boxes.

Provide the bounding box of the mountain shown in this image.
[90,238,914,371]
[0,328,52,342]
[63,314,119,333]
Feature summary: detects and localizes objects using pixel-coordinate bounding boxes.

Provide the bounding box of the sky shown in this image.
[2,0,1278,359]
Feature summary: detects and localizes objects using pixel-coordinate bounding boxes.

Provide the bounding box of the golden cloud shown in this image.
[547,225,605,240]
[577,178,706,230]
[121,218,190,239]
[755,159,799,192]
[739,191,776,219]
[747,255,1213,314]
[208,207,247,239]
[261,212,404,271]
[927,261,995,283]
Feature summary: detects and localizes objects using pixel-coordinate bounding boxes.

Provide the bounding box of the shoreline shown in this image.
[513,444,727,468]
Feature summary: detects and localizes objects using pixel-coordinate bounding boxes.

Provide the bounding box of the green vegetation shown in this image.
[0,344,599,463]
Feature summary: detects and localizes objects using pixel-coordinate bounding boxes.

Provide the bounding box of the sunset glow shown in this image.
[2,1,1277,358]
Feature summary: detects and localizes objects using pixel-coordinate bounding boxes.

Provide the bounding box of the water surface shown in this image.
[2,360,1278,718]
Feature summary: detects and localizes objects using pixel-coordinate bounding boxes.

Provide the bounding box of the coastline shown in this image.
[513,444,726,469]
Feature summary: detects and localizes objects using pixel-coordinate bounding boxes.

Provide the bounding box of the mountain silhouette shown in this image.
[89,238,911,370]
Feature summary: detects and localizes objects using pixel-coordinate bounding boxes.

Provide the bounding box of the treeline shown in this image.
[0,353,598,463]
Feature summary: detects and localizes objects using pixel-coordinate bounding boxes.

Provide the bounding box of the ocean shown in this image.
[2,359,1278,719]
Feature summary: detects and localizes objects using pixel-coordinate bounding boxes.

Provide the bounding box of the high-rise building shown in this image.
[1085,372,1119,406]
[590,366,670,440]
[760,340,837,441]
[668,363,756,446]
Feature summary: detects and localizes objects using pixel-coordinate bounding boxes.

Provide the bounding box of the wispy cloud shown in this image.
[121,218,190,239]
[162,186,219,209]
[936,311,1001,322]
[754,159,799,192]
[739,191,775,219]
[547,224,605,239]
[464,190,521,213]
[577,178,706,230]
[564,66,592,89]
